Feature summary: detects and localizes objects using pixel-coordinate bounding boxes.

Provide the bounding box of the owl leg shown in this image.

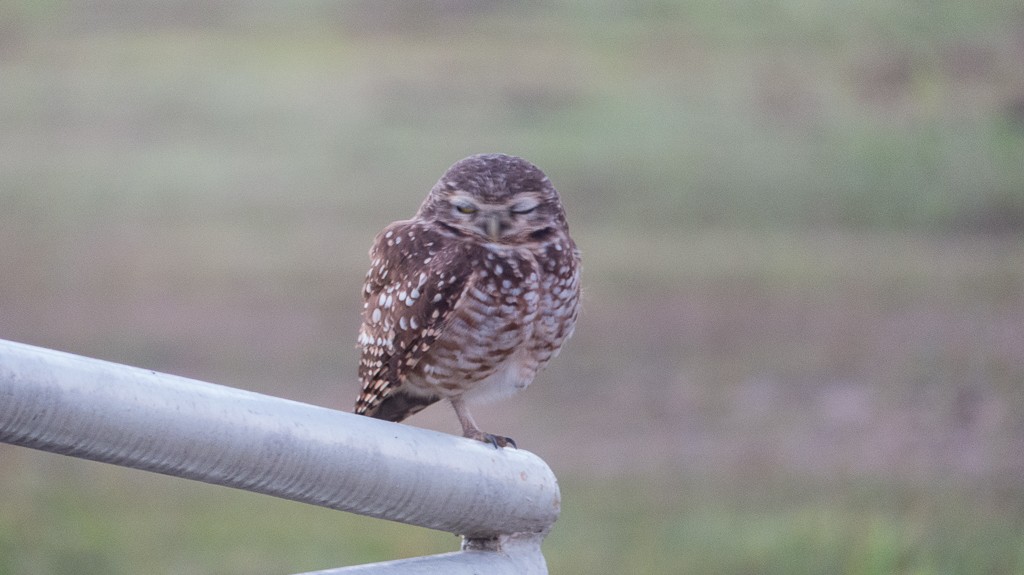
[450,397,516,449]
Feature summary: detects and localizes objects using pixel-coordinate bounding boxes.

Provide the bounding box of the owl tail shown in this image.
[359,390,440,423]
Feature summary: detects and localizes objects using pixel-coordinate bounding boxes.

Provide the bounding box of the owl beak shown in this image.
[485,214,501,241]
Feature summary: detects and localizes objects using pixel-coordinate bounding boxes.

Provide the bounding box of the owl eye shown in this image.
[454,202,477,215]
[510,201,538,215]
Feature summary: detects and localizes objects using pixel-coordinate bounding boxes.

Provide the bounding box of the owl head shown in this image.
[417,154,567,245]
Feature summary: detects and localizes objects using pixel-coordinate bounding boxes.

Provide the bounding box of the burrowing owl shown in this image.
[354,153,581,448]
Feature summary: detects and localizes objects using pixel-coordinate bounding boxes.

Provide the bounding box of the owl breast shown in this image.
[404,235,579,405]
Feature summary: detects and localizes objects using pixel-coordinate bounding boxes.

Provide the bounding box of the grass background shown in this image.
[1,1,1023,573]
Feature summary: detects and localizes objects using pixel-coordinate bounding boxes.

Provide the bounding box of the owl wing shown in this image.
[355,221,469,419]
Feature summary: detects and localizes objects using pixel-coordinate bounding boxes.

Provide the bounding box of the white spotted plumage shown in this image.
[354,154,580,448]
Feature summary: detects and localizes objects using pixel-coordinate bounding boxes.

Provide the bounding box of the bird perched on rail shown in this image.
[353,153,581,448]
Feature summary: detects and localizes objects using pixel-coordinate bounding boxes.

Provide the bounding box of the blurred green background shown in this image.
[2,1,1023,573]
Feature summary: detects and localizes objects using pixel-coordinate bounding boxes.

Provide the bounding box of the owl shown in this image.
[354,153,581,448]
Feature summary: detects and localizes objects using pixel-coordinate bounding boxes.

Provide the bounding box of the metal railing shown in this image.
[0,338,559,574]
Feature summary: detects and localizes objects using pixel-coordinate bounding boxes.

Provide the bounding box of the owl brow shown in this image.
[444,189,474,201]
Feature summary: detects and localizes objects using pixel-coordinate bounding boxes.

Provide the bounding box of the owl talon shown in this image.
[477,432,516,449]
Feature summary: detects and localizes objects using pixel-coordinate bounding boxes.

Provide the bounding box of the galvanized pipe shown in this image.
[0,339,560,543]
